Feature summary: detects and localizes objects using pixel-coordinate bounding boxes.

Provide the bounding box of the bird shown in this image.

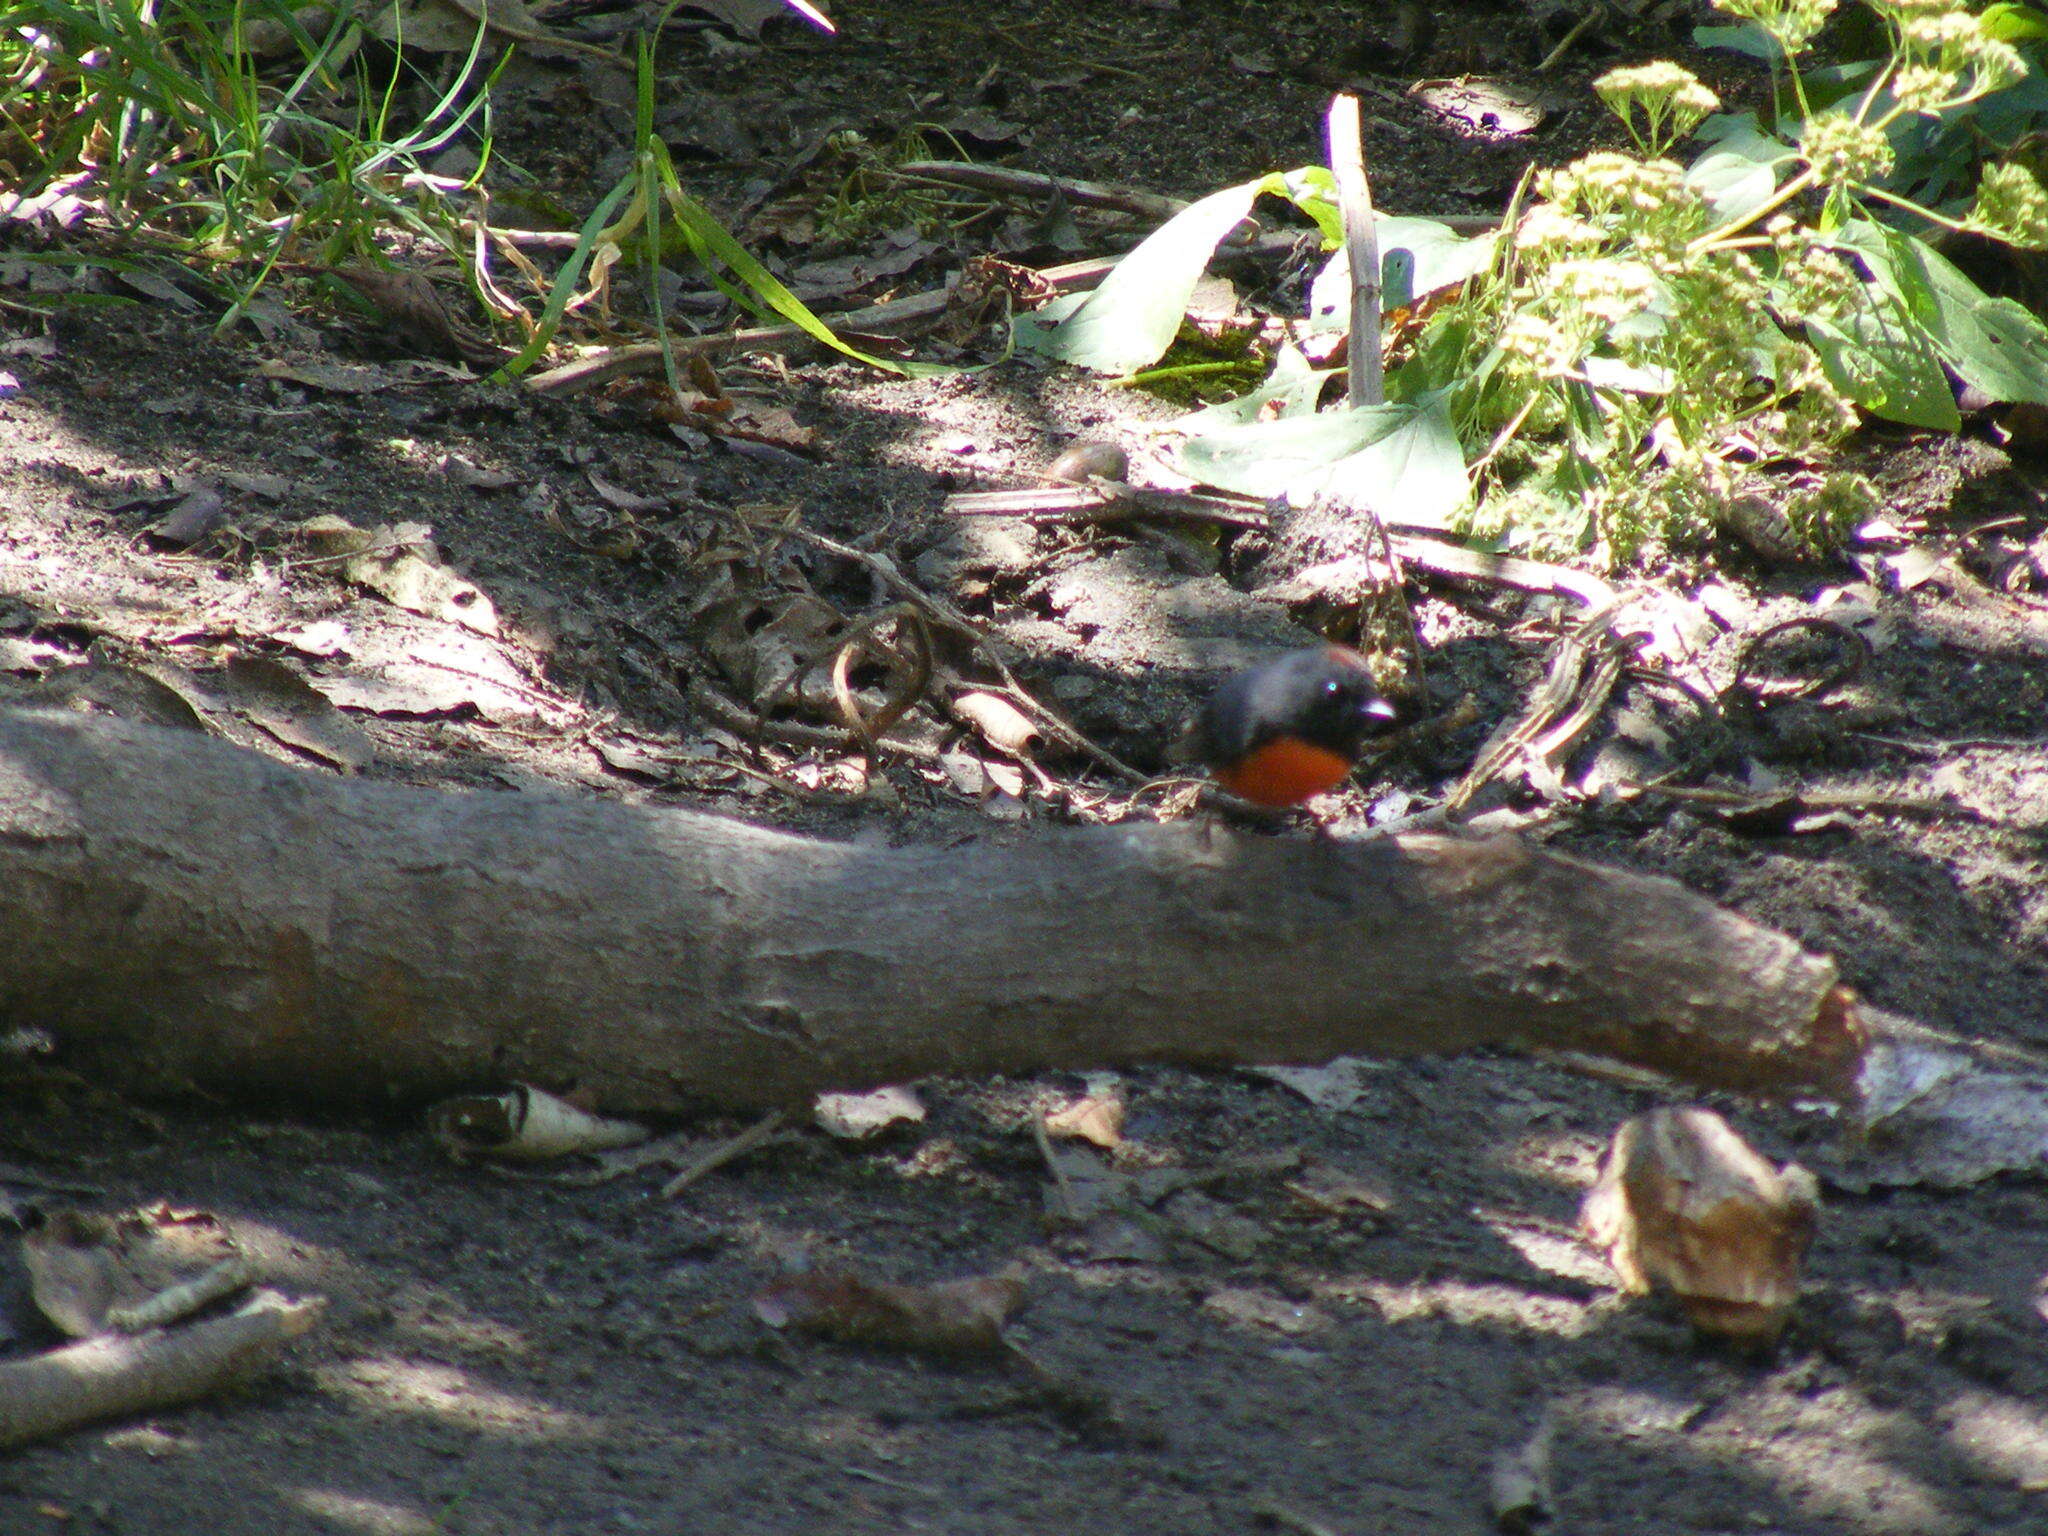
[1184,645,1401,808]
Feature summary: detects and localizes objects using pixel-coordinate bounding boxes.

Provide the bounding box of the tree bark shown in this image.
[0,709,1864,1113]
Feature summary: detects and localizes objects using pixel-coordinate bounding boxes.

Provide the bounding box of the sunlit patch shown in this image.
[289,1489,440,1536]
[220,1218,352,1287]
[101,1425,190,1458]
[1576,1384,1957,1534]
[1486,1128,1606,1191]
[1471,1206,1613,1289]
[317,1358,608,1442]
[1943,1390,2048,1490]
[1313,1275,1596,1336]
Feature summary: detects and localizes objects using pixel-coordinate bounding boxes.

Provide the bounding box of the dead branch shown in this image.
[0,1293,324,1450]
[0,709,1867,1112]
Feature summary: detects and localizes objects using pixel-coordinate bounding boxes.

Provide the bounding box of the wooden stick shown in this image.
[1327,95,1384,409]
[0,1293,324,1450]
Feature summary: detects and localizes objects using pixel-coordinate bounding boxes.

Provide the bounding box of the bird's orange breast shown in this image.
[1213,737,1357,807]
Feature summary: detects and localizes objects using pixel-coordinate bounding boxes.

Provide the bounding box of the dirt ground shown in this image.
[5,1,2048,1532]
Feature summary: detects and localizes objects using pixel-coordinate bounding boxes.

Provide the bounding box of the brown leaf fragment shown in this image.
[218,654,375,773]
[1580,1106,1818,1345]
[952,690,1044,760]
[300,516,501,636]
[752,1265,1025,1356]
[151,486,228,547]
[813,1085,926,1139]
[1042,1094,1123,1149]
[22,1206,247,1339]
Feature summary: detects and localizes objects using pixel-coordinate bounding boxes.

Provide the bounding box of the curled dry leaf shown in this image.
[299,516,501,637]
[22,1206,250,1338]
[1580,1106,1818,1345]
[812,1085,926,1139]
[752,1265,1025,1356]
[1042,1094,1124,1149]
[1045,441,1129,485]
[951,691,1044,760]
[426,1084,649,1162]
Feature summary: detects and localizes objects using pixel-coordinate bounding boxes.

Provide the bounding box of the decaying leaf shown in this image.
[426,1084,649,1161]
[1580,1106,1818,1345]
[1247,1056,1390,1112]
[1489,1410,1557,1535]
[218,654,375,773]
[366,0,624,63]
[951,691,1044,760]
[22,1206,251,1338]
[299,616,553,724]
[752,1265,1025,1356]
[299,516,501,636]
[813,1085,926,1139]
[1042,1094,1123,1149]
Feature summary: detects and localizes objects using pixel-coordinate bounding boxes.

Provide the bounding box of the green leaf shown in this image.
[1174,345,1333,429]
[1176,394,1468,529]
[1014,179,1265,373]
[1306,219,1498,334]
[1806,295,1960,431]
[1687,118,1794,225]
[1832,220,2048,405]
[1693,21,1783,61]
[1981,2,2048,43]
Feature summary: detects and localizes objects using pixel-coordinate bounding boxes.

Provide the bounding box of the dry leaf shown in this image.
[813,1085,926,1139]
[1581,1106,1818,1344]
[22,1207,249,1338]
[301,517,501,636]
[753,1265,1024,1355]
[1042,1095,1123,1149]
[427,1084,648,1161]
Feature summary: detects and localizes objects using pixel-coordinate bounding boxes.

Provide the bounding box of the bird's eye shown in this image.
[1321,678,1344,698]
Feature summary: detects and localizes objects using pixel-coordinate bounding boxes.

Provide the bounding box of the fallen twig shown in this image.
[892,161,1187,221]
[0,1291,324,1450]
[661,1111,791,1198]
[1327,94,1384,408]
[943,482,1273,531]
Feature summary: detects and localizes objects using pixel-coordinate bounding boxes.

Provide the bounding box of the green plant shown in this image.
[1,0,498,303]
[1018,0,2048,564]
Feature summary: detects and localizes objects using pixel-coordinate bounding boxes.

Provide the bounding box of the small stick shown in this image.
[1538,4,1604,72]
[660,1110,790,1198]
[1327,95,1385,408]
[1387,533,1617,610]
[892,162,1187,221]
[0,1293,324,1450]
[944,483,1273,531]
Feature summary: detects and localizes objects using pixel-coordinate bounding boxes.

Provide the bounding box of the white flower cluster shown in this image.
[1887,6,2025,114]
[1711,0,1838,54]
[1798,112,1896,188]
[1594,63,1722,156]
[1967,161,2048,249]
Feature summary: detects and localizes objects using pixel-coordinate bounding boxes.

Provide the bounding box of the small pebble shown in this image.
[1046,441,1128,484]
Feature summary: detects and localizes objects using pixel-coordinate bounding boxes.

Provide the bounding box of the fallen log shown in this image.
[0,709,1864,1112]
